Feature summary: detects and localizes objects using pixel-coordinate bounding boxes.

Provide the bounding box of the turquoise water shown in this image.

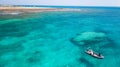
[0,7,120,67]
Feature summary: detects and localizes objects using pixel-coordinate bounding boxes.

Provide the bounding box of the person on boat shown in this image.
[87,49,94,55]
[98,53,101,56]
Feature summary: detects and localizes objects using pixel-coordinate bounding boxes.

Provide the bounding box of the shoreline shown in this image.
[0,6,81,13]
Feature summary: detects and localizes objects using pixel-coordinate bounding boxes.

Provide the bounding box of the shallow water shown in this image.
[0,7,120,67]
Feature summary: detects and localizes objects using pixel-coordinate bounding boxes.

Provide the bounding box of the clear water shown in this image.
[0,7,120,67]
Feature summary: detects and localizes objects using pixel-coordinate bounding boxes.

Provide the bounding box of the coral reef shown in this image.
[72,32,107,44]
[71,32,110,51]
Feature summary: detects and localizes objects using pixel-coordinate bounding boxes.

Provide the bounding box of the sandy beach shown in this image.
[0,6,81,15]
[0,6,81,13]
[0,6,58,12]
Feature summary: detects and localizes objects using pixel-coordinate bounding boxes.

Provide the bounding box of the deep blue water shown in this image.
[0,7,120,67]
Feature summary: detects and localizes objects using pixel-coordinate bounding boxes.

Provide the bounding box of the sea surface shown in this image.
[0,7,120,67]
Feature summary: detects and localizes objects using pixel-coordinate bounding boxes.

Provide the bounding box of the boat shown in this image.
[85,49,104,59]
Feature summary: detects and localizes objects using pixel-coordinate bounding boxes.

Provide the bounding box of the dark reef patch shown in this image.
[79,57,94,67]
[0,22,29,38]
[0,18,47,39]
[0,42,24,56]
[26,51,43,64]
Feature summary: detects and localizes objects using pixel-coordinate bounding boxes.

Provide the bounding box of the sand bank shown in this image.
[0,6,81,13]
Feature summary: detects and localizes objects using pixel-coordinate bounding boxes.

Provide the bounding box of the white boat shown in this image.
[85,49,104,59]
